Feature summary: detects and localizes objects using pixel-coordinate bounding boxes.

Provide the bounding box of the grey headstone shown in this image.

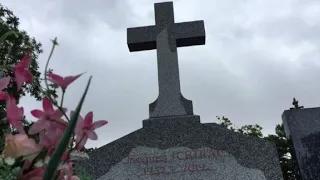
[282,108,320,180]
[127,1,205,118]
[77,118,283,180]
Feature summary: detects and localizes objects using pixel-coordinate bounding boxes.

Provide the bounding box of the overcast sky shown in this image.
[2,0,320,148]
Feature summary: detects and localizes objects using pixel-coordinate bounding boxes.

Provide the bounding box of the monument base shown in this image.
[77,115,283,180]
[143,115,200,129]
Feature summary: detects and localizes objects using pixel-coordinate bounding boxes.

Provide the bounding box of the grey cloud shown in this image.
[59,0,136,29]
[2,0,320,148]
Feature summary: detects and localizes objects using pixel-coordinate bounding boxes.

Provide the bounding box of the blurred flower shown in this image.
[14,52,32,91]
[6,96,25,134]
[2,134,43,162]
[72,111,108,150]
[29,97,67,135]
[47,73,83,91]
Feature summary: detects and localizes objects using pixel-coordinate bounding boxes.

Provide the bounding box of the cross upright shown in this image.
[127,1,206,118]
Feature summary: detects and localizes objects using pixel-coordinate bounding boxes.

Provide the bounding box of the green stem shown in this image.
[44,37,57,97]
[60,91,65,108]
[74,134,84,150]
[41,38,70,121]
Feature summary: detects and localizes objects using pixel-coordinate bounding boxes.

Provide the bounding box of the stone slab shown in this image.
[282,108,320,180]
[78,116,283,180]
[97,146,267,180]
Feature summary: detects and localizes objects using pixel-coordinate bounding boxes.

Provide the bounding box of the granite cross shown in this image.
[127,1,206,118]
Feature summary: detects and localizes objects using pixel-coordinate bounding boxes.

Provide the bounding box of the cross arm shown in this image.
[127,20,206,52]
[127,25,157,52]
[173,20,206,47]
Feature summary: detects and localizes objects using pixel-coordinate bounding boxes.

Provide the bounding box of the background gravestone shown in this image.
[77,2,283,180]
[282,108,320,180]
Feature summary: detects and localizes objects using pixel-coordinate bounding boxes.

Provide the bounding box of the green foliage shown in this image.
[0,3,59,153]
[0,157,21,180]
[216,116,300,180]
[216,116,263,138]
[0,4,43,101]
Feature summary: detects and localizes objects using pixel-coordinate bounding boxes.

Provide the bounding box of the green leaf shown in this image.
[43,76,92,180]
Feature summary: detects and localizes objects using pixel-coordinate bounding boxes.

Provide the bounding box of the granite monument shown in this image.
[77,2,284,180]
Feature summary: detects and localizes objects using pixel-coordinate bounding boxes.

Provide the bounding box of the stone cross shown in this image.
[127,1,205,118]
[290,97,304,109]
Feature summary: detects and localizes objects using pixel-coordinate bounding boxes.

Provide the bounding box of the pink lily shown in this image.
[14,52,33,91]
[0,77,10,100]
[47,73,83,91]
[6,96,25,134]
[39,122,65,149]
[73,111,108,150]
[28,97,67,135]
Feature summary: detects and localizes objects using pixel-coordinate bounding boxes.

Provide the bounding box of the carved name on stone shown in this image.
[97,147,267,180]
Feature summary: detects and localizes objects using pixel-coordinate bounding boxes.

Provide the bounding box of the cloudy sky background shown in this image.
[2,0,320,148]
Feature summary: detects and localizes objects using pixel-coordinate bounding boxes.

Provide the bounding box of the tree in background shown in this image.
[0,3,58,152]
[216,98,302,180]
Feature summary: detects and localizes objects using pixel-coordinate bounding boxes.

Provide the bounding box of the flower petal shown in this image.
[31,110,45,118]
[87,131,98,140]
[0,92,8,100]
[92,120,108,130]
[39,132,52,148]
[6,98,24,125]
[23,71,33,84]
[75,134,83,144]
[47,72,63,80]
[14,68,25,91]
[84,112,93,127]
[76,137,87,150]
[43,97,54,113]
[28,120,47,134]
[63,73,83,87]
[21,167,44,180]
[52,108,67,119]
[47,73,63,84]
[19,52,32,68]
[0,77,10,90]
[74,111,84,135]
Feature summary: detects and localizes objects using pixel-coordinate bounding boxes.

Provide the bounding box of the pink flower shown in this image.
[29,97,67,135]
[73,111,108,150]
[0,77,10,100]
[6,96,25,134]
[39,123,65,149]
[20,167,44,180]
[2,134,43,162]
[14,53,33,91]
[47,73,83,91]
